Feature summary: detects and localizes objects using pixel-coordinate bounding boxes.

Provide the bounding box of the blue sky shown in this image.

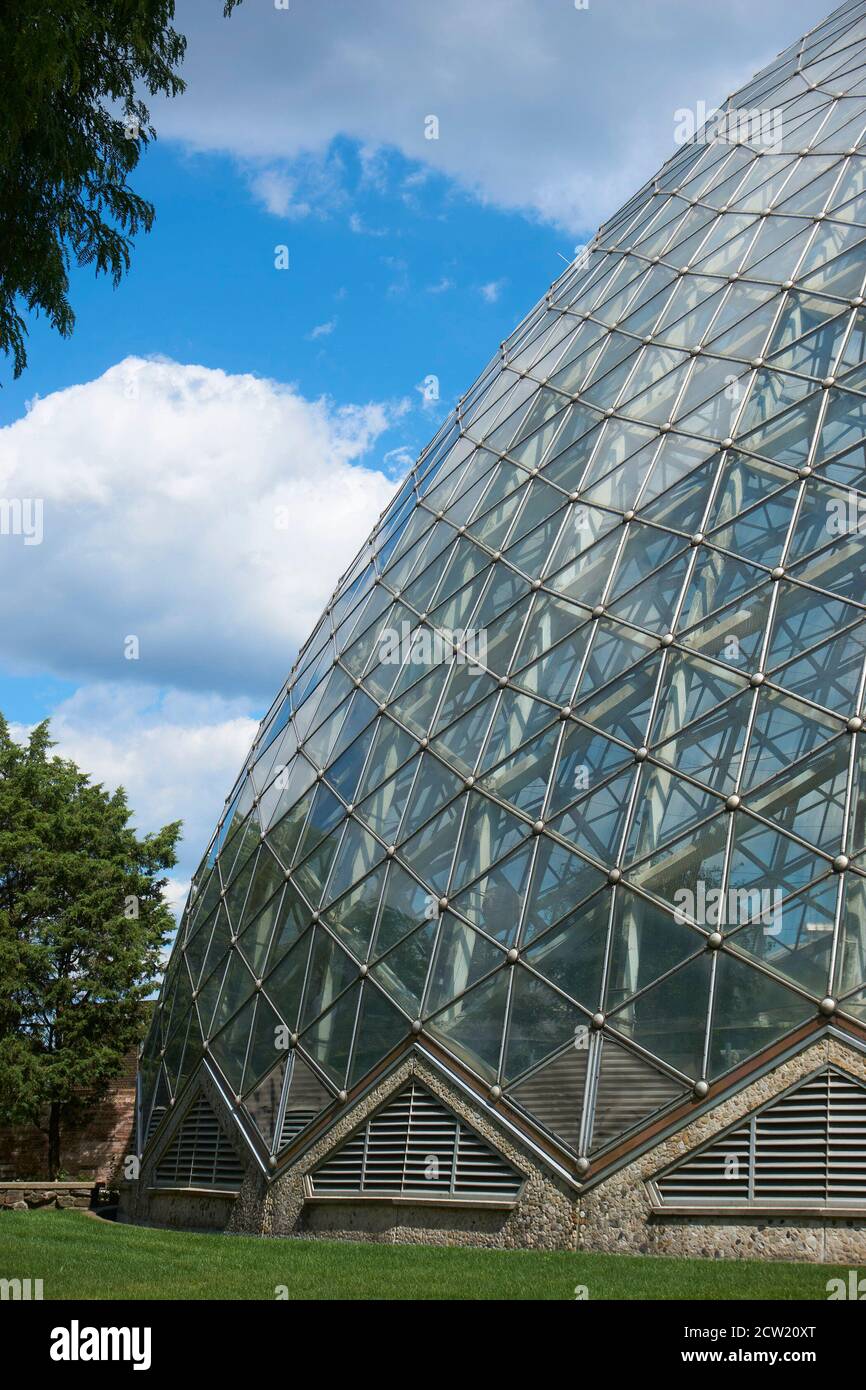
[0,139,565,444]
[0,0,832,901]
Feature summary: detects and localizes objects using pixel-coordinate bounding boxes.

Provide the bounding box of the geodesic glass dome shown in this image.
[139,0,866,1179]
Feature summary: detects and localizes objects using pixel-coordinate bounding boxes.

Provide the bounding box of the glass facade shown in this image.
[140,0,866,1173]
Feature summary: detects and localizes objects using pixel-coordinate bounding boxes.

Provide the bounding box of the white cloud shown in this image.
[159,0,829,232]
[307,319,336,340]
[0,357,399,699]
[248,148,350,220]
[249,168,310,219]
[383,444,417,474]
[479,280,505,304]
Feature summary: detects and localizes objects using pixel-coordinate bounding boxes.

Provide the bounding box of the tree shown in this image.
[0,716,181,1177]
[0,0,242,380]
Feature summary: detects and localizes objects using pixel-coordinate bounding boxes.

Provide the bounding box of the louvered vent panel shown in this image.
[509,1046,587,1152]
[827,1070,866,1200]
[311,1081,522,1199]
[146,1105,167,1144]
[753,1073,827,1201]
[656,1124,751,1201]
[592,1041,684,1150]
[313,1135,366,1191]
[280,1109,321,1148]
[657,1068,866,1208]
[276,1055,333,1153]
[154,1095,245,1189]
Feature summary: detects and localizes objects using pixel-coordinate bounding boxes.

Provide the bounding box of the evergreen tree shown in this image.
[0,716,181,1177]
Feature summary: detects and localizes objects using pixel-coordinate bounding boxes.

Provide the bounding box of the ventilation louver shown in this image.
[278,1055,333,1150]
[311,1081,522,1199]
[146,1105,167,1144]
[655,1068,866,1208]
[154,1094,246,1189]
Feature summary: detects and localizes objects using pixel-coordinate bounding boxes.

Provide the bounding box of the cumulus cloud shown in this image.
[0,357,399,700]
[158,0,828,233]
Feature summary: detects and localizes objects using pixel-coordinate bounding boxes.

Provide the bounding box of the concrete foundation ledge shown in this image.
[118,1182,238,1232]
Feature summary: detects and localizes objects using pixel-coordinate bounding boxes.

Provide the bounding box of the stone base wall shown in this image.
[0,1182,96,1211]
[124,1037,866,1262]
[302,1199,515,1247]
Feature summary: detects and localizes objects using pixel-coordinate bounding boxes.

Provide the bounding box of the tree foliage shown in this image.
[0,1,242,379]
[0,715,181,1176]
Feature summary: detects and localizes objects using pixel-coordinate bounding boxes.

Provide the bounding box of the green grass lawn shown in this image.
[0,1208,851,1299]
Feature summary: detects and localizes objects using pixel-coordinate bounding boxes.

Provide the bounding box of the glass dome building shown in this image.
[125,0,866,1257]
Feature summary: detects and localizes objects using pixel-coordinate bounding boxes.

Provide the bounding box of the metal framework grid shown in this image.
[140,0,866,1187]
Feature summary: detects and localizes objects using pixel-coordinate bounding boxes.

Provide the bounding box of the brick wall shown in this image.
[0,1048,138,1183]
